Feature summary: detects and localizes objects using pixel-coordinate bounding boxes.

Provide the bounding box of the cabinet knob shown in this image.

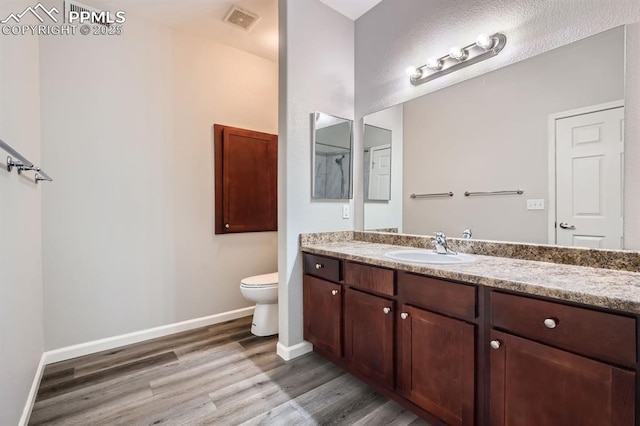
[400,312,409,320]
[225,224,230,229]
[315,263,324,270]
[490,340,502,350]
[383,307,391,314]
[331,289,338,296]
[544,318,558,329]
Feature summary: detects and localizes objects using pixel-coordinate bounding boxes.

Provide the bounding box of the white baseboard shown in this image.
[43,307,255,365]
[18,353,46,426]
[277,340,313,361]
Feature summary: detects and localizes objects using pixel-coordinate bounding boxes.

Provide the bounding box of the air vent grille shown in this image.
[64,0,110,26]
[223,6,259,31]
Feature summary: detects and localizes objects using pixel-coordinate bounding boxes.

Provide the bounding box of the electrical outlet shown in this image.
[527,199,545,210]
[342,204,350,219]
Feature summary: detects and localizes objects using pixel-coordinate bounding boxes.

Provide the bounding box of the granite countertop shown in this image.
[301,239,640,314]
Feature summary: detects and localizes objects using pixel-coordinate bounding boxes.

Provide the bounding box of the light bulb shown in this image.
[425,57,443,70]
[476,34,495,50]
[449,46,468,61]
[406,65,422,79]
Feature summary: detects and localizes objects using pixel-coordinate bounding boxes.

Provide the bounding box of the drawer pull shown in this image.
[401,312,409,320]
[331,289,339,296]
[315,263,324,270]
[490,340,502,350]
[544,318,558,329]
[383,307,391,315]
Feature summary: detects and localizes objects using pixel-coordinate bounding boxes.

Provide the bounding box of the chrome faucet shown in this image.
[433,232,457,255]
[462,229,472,239]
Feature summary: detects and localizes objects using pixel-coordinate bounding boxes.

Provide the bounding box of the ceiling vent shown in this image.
[64,0,110,26]
[223,6,259,31]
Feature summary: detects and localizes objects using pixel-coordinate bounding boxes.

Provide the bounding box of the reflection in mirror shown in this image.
[363,26,628,249]
[363,105,403,230]
[364,124,392,201]
[312,112,353,199]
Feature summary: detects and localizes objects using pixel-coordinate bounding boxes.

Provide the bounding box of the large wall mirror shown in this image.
[363,26,632,249]
[312,112,353,199]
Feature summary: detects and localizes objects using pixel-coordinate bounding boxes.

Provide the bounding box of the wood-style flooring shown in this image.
[29,316,428,425]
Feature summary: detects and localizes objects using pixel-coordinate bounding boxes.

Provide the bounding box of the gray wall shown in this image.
[0,1,44,422]
[402,28,624,242]
[40,16,278,350]
[354,0,640,237]
[278,0,354,356]
[625,23,640,249]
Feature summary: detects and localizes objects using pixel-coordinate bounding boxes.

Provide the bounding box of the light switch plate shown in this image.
[342,204,350,219]
[527,199,545,210]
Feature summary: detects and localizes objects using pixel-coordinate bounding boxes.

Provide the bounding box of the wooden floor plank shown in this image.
[29,386,154,426]
[237,400,315,426]
[29,317,428,426]
[36,351,178,402]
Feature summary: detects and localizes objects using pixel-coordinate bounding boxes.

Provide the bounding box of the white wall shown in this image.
[402,28,623,243]
[363,104,403,231]
[278,0,354,356]
[355,0,640,241]
[0,1,44,423]
[40,16,278,350]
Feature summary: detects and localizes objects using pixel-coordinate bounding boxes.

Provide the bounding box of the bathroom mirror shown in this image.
[363,26,629,249]
[312,111,353,199]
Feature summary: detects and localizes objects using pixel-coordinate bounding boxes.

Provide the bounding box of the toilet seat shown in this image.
[240,272,278,289]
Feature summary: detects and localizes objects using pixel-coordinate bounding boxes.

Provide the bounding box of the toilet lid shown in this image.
[241,272,278,287]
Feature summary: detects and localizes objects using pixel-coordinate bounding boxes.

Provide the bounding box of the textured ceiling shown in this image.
[82,0,383,62]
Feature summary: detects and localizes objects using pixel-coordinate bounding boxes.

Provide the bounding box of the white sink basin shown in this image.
[384,249,476,265]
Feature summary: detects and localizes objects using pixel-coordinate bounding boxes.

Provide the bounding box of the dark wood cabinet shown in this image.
[303,275,343,358]
[399,305,475,426]
[489,329,635,426]
[490,291,636,367]
[302,252,640,426]
[345,288,395,389]
[214,124,277,234]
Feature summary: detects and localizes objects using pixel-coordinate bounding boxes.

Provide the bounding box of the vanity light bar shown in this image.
[406,33,507,86]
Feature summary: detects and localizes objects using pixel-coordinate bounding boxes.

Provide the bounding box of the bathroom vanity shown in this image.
[301,232,640,426]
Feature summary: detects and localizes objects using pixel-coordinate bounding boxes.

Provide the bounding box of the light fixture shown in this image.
[405,65,422,79]
[425,57,443,70]
[475,33,495,50]
[406,32,507,86]
[448,46,468,61]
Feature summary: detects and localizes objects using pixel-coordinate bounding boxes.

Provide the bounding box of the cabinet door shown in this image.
[213,124,277,234]
[303,276,343,358]
[345,288,395,389]
[490,330,635,426]
[399,305,475,426]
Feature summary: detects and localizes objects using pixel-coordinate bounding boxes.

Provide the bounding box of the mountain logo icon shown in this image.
[1,3,60,24]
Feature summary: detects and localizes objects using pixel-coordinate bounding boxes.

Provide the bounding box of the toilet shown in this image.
[240,272,278,336]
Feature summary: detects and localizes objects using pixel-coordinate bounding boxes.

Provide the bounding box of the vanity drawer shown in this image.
[491,291,636,367]
[303,253,342,283]
[344,261,395,296]
[398,272,477,320]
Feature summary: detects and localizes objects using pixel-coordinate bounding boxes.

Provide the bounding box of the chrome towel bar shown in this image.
[0,138,53,183]
[464,189,523,197]
[410,192,454,199]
